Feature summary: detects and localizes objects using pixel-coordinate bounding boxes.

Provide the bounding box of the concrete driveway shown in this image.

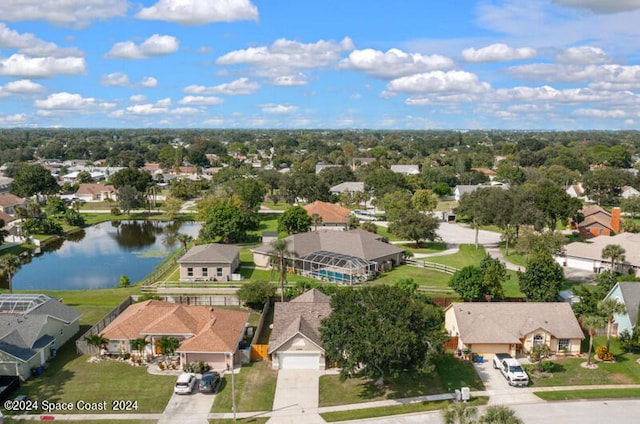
[267,369,326,424]
[158,381,217,424]
[473,361,541,406]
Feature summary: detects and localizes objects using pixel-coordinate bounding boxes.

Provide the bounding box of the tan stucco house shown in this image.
[177,243,241,282]
[75,183,117,202]
[101,300,248,370]
[268,289,332,370]
[444,302,584,359]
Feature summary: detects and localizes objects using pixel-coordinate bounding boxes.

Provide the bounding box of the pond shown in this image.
[7,220,201,291]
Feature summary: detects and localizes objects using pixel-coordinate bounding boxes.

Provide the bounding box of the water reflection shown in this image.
[5,220,200,291]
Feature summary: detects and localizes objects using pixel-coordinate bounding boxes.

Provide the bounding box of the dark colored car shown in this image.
[199,372,222,393]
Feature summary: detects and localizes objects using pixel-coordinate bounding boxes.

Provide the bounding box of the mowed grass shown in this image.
[535,388,640,401]
[319,355,483,407]
[524,355,640,387]
[212,361,277,413]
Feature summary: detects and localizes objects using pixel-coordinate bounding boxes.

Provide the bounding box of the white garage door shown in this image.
[279,353,319,370]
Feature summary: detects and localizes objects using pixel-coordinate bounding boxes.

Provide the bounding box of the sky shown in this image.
[1,0,640,130]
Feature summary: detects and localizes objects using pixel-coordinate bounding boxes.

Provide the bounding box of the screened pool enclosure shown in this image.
[296,250,377,284]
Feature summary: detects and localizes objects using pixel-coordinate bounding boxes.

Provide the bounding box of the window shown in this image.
[558,339,569,350]
[216,267,223,277]
[187,267,193,277]
[533,334,544,345]
[202,268,208,277]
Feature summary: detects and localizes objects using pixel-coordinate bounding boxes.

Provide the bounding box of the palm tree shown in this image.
[311,213,323,231]
[601,244,626,273]
[157,336,181,364]
[597,298,627,351]
[581,315,607,366]
[270,239,293,302]
[0,254,21,294]
[442,401,478,424]
[176,233,193,252]
[130,338,150,360]
[480,405,523,424]
[85,333,109,359]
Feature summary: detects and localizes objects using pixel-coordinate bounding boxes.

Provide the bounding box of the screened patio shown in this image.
[296,250,378,285]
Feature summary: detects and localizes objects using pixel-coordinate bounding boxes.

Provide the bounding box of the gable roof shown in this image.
[268,289,332,354]
[303,201,352,224]
[0,295,82,361]
[580,205,610,219]
[564,232,640,266]
[330,182,365,193]
[390,164,420,174]
[177,243,240,265]
[607,282,640,328]
[76,183,115,195]
[446,302,584,344]
[102,300,248,353]
[0,193,25,208]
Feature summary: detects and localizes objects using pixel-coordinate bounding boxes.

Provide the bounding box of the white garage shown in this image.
[277,352,320,370]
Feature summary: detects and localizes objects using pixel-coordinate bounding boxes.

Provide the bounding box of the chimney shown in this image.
[611,207,621,233]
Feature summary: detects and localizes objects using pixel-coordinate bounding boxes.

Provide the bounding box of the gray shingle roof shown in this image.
[617,282,640,327]
[564,232,640,266]
[447,302,584,344]
[177,243,240,264]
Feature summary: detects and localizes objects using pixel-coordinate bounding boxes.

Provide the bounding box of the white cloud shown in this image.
[0,0,128,28]
[260,104,297,114]
[217,37,354,69]
[35,92,116,115]
[386,70,491,94]
[198,46,214,54]
[0,54,86,78]
[172,107,200,115]
[508,63,640,88]
[100,72,130,87]
[340,48,454,78]
[140,77,158,88]
[0,113,28,126]
[105,34,179,59]
[178,96,224,106]
[0,23,84,57]
[0,79,45,97]
[572,108,627,118]
[137,0,258,25]
[123,104,169,115]
[461,43,536,62]
[555,46,611,64]
[184,78,259,95]
[553,0,640,14]
[270,73,309,86]
[129,95,147,102]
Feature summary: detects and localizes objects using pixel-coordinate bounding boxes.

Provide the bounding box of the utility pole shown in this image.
[231,352,236,422]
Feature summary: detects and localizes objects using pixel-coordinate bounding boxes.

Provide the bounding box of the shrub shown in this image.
[595,345,614,361]
[541,361,557,373]
[111,207,122,216]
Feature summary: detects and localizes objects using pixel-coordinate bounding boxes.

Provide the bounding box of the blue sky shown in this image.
[1,0,640,130]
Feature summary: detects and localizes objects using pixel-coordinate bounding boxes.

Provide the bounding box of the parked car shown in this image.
[199,372,222,393]
[174,373,197,395]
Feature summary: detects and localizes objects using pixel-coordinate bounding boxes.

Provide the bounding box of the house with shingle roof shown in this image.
[390,164,420,175]
[303,200,352,230]
[101,300,248,370]
[268,289,332,370]
[444,302,584,359]
[252,230,404,284]
[0,193,26,215]
[559,232,640,275]
[75,183,117,202]
[329,181,365,195]
[574,205,622,237]
[0,294,81,379]
[603,282,640,336]
[177,243,241,282]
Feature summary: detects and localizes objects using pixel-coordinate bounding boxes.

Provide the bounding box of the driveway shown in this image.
[473,361,541,406]
[158,383,217,424]
[267,369,326,424]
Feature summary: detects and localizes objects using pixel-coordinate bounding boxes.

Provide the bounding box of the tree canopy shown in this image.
[10,163,59,199]
[278,205,312,234]
[321,285,446,384]
[517,255,564,302]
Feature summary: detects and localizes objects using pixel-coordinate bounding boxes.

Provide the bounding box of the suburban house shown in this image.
[0,193,26,216]
[252,229,404,284]
[621,185,640,199]
[0,294,81,380]
[559,232,640,275]
[574,205,622,237]
[454,183,509,202]
[390,164,420,175]
[268,289,332,370]
[177,243,241,282]
[315,164,341,174]
[303,200,352,230]
[566,183,586,199]
[444,302,584,359]
[603,282,640,336]
[75,183,117,203]
[0,176,12,193]
[329,181,365,195]
[100,300,249,369]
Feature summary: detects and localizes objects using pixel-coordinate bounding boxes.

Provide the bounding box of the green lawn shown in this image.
[319,355,483,407]
[212,361,277,413]
[535,388,640,401]
[398,242,448,255]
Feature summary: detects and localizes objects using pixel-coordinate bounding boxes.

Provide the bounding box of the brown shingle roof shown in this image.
[303,201,351,224]
[0,193,24,208]
[268,289,332,354]
[76,183,115,196]
[446,302,584,344]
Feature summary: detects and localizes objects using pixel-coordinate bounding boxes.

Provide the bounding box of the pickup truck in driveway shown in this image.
[493,353,529,387]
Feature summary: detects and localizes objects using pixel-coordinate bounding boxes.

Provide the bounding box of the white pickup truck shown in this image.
[493,353,529,387]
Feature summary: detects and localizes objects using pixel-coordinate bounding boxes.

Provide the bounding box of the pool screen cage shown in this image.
[297,250,378,285]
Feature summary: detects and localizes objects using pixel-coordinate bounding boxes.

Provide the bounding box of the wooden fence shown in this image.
[405,259,459,274]
[251,345,269,361]
[443,336,459,351]
[250,302,271,362]
[76,296,134,354]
